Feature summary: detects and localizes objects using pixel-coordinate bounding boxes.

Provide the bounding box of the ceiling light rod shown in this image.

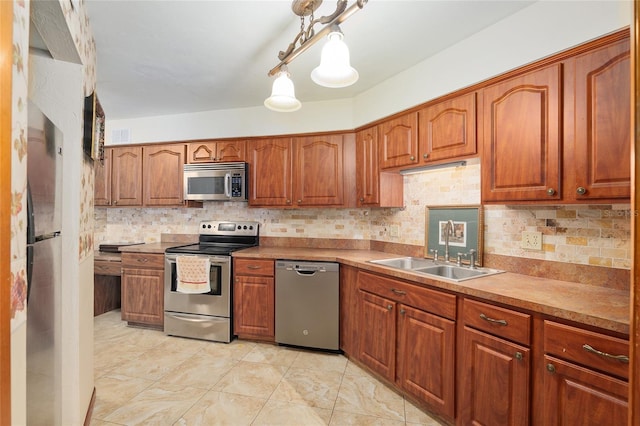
[268,0,367,77]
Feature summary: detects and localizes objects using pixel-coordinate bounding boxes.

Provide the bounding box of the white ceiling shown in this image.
[83,0,535,120]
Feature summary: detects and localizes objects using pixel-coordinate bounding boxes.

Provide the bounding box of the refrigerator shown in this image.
[26,101,62,426]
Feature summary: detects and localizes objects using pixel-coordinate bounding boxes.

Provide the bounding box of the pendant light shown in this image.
[264,65,302,112]
[311,25,359,88]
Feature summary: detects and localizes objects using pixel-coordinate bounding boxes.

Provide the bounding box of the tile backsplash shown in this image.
[94,157,631,270]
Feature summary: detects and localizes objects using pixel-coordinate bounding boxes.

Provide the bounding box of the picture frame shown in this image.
[424,205,484,266]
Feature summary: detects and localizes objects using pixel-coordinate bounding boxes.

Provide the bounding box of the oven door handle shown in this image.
[166,313,215,323]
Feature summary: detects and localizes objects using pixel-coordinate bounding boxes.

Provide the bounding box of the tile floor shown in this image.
[92,310,444,425]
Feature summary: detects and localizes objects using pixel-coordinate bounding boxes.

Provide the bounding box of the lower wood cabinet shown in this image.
[356,271,457,421]
[233,258,275,340]
[458,299,531,426]
[121,252,164,328]
[542,320,629,425]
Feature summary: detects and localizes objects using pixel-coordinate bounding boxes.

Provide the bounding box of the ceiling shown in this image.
[83,0,535,120]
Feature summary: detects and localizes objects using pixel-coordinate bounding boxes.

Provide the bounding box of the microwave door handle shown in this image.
[224,173,231,198]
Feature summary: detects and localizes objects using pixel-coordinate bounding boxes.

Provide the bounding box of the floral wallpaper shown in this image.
[10,0,97,330]
[10,0,29,330]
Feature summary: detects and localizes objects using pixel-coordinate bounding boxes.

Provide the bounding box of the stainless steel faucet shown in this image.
[444,219,454,262]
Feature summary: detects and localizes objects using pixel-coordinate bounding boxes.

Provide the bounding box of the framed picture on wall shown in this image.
[425,205,484,266]
[83,91,105,162]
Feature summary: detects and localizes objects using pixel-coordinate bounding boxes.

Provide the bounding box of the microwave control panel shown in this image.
[231,172,243,198]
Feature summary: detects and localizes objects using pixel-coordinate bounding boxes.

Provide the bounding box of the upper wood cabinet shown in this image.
[355,127,403,207]
[247,133,356,208]
[564,37,630,201]
[481,63,563,203]
[378,112,419,170]
[142,143,187,206]
[111,145,143,207]
[94,147,112,206]
[418,91,478,163]
[247,137,293,207]
[186,139,245,163]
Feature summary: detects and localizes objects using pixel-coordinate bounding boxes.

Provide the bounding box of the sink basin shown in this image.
[369,257,504,282]
[369,257,434,270]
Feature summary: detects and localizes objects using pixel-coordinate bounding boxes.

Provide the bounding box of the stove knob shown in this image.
[243,225,247,229]
[201,224,206,229]
[249,226,253,230]
[207,224,212,229]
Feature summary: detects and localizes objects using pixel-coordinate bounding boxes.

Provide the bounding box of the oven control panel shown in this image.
[199,220,259,236]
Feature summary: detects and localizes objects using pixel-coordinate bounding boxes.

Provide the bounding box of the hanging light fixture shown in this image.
[264,65,302,112]
[311,24,358,88]
[265,0,367,112]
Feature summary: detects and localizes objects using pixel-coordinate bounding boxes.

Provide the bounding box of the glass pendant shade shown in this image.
[311,29,359,88]
[264,69,301,112]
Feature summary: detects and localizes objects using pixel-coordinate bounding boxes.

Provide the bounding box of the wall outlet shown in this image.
[390,225,400,238]
[521,231,542,250]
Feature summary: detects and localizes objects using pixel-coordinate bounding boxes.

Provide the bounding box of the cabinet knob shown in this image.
[515,352,523,361]
[400,308,406,315]
[286,199,291,204]
[359,197,364,202]
[576,186,587,195]
[546,188,556,196]
[113,200,118,205]
[423,153,429,159]
[297,199,302,204]
[409,156,415,161]
[546,363,556,373]
[387,304,393,311]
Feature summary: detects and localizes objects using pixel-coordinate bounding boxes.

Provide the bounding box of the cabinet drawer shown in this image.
[94,260,122,276]
[358,271,456,320]
[463,299,531,345]
[234,258,274,277]
[544,320,629,380]
[121,253,165,269]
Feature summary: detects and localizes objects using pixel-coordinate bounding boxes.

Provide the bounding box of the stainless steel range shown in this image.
[164,220,259,342]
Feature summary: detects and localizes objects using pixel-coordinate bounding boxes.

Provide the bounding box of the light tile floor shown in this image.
[92,310,444,425]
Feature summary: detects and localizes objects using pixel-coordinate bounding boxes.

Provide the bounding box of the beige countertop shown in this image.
[232,247,630,336]
[118,242,187,254]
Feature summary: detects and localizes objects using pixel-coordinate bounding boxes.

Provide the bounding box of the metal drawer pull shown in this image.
[391,288,406,295]
[247,265,262,269]
[582,344,629,363]
[137,258,148,263]
[479,313,508,326]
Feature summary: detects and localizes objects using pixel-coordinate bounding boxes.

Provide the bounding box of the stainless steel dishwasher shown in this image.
[275,260,340,351]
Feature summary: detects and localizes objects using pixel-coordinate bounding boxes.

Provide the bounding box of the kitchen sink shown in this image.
[369,257,504,282]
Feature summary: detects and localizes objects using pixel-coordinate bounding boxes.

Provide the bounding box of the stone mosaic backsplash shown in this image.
[94,157,631,271]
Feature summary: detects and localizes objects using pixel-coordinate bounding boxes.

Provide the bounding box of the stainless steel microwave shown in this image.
[183,162,248,201]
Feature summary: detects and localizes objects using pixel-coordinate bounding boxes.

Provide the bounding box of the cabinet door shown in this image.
[567,37,630,201]
[397,304,455,419]
[543,355,628,425]
[121,268,164,326]
[378,112,419,170]
[293,134,344,207]
[419,91,477,163]
[458,327,530,426]
[233,275,275,338]
[247,138,293,207]
[217,140,246,162]
[355,127,380,206]
[358,290,396,382]
[339,265,359,356]
[94,147,112,206]
[481,64,562,202]
[187,141,216,163]
[143,143,186,206]
[111,146,143,206]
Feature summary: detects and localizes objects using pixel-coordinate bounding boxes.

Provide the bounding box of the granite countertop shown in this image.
[233,247,630,336]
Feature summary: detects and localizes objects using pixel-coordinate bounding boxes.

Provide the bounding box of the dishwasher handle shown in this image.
[292,265,327,275]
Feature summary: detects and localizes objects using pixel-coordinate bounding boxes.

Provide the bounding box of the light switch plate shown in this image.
[521,231,542,250]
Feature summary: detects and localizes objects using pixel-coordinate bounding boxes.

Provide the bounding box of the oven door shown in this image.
[164,254,231,317]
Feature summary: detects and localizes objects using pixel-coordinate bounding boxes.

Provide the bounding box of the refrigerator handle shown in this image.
[26,245,33,303]
[26,182,35,244]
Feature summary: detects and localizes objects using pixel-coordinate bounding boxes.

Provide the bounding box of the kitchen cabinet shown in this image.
[247,133,356,208]
[418,91,478,164]
[378,112,419,170]
[357,271,457,420]
[339,265,359,356]
[110,146,144,207]
[564,36,630,201]
[94,147,112,206]
[542,320,628,425]
[481,63,562,203]
[458,299,531,426]
[355,126,403,207]
[142,143,186,206]
[186,139,245,163]
[233,258,275,340]
[482,32,630,204]
[121,252,164,328]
